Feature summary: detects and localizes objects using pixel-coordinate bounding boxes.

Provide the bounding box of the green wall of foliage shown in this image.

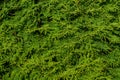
[0,0,120,80]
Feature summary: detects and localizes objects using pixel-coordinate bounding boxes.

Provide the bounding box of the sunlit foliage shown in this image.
[0,0,120,80]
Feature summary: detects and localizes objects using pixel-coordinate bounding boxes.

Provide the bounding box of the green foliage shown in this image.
[0,0,120,80]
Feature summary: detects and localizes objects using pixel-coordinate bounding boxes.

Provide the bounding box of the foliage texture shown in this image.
[0,0,120,80]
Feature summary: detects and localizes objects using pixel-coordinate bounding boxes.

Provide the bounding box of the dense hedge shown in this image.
[0,0,120,80]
